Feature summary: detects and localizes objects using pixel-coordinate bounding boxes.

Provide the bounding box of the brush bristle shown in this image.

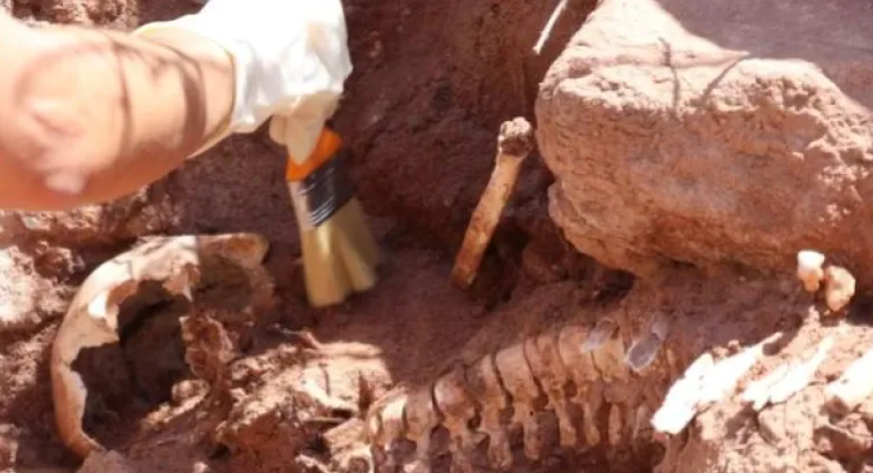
[298,198,380,307]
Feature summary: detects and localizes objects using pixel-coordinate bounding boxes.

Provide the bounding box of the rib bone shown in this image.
[826,342,873,415]
[524,330,578,448]
[557,324,603,447]
[432,365,481,473]
[404,389,440,473]
[464,354,513,469]
[494,343,546,460]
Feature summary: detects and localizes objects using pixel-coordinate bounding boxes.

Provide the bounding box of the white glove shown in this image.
[135,0,352,161]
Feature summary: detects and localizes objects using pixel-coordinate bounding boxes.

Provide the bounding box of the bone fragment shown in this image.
[767,336,833,404]
[652,333,781,435]
[321,419,375,473]
[651,353,715,435]
[628,316,671,373]
[796,250,825,293]
[50,233,269,459]
[626,333,664,373]
[632,404,652,442]
[404,388,440,473]
[556,324,602,446]
[741,364,790,411]
[582,317,619,352]
[494,343,546,460]
[696,333,781,406]
[77,450,137,473]
[826,343,873,415]
[451,117,534,289]
[371,393,409,473]
[743,336,833,410]
[365,392,408,471]
[432,365,481,473]
[524,331,578,448]
[464,354,512,469]
[590,326,631,383]
[607,404,623,447]
[532,0,567,55]
[376,394,407,449]
[823,265,856,313]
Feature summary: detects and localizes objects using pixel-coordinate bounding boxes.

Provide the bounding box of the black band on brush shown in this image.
[287,151,356,230]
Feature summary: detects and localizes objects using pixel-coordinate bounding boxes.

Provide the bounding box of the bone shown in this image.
[372,393,409,470]
[451,117,534,289]
[494,343,546,460]
[375,394,408,450]
[365,408,383,446]
[464,354,513,469]
[50,233,269,459]
[524,331,578,448]
[626,317,671,373]
[742,336,833,411]
[652,333,781,435]
[590,324,631,384]
[364,412,393,473]
[321,419,375,473]
[632,404,652,443]
[582,317,619,352]
[696,333,781,407]
[766,336,833,405]
[651,352,715,435]
[77,450,137,473]
[823,265,856,313]
[403,388,440,473]
[626,333,664,373]
[796,250,826,293]
[741,364,790,411]
[532,0,568,54]
[826,342,873,415]
[370,393,409,473]
[556,324,603,446]
[432,364,481,473]
[607,404,623,447]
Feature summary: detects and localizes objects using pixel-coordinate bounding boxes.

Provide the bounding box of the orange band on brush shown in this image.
[285,128,344,182]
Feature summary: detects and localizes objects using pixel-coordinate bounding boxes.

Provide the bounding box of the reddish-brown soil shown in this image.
[0,0,597,471]
[2,1,873,473]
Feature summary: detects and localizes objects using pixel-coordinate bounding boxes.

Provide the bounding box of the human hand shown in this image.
[135,0,352,160]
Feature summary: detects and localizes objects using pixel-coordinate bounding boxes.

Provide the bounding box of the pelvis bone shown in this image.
[50,233,269,459]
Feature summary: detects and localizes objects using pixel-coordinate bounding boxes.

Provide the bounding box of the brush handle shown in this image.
[282,127,381,308]
[285,127,355,231]
[286,127,343,181]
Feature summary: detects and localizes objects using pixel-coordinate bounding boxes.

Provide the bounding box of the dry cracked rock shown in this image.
[536,0,873,286]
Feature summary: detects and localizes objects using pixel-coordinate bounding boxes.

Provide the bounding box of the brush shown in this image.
[284,126,380,307]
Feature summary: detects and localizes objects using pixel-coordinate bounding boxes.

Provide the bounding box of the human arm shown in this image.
[0,11,234,211]
[0,1,351,212]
